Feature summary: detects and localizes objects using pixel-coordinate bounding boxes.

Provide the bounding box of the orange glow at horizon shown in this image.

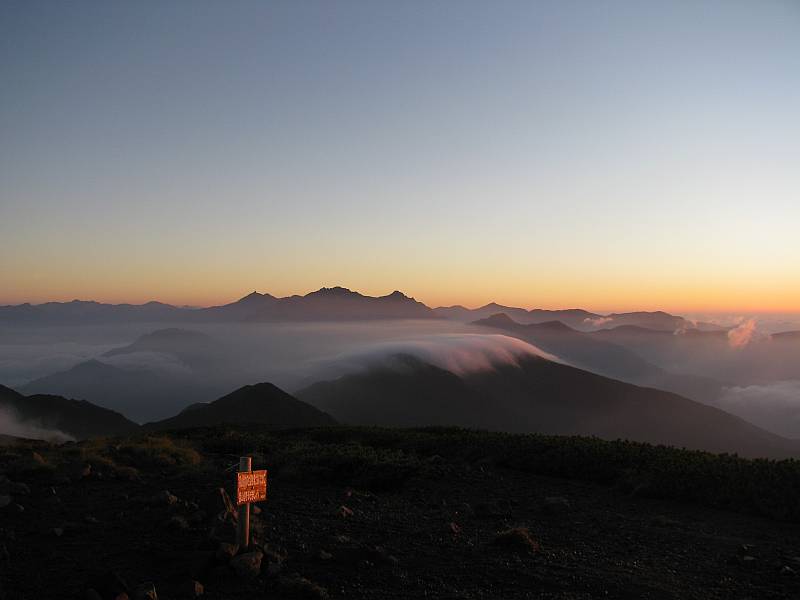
[3,271,799,316]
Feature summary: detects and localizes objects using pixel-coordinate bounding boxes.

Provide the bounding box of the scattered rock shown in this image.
[132,582,157,600]
[11,451,48,473]
[51,472,71,486]
[9,482,30,496]
[208,514,237,543]
[276,575,329,599]
[187,510,206,525]
[366,545,397,565]
[229,550,263,578]
[91,570,129,600]
[651,515,679,528]
[780,565,795,576]
[263,547,286,576]
[493,527,541,554]
[337,505,354,518]
[182,579,204,597]
[167,515,190,531]
[475,499,511,518]
[741,555,757,568]
[456,503,475,519]
[318,549,333,561]
[215,542,239,562]
[151,490,178,507]
[542,496,570,514]
[85,515,99,524]
[739,544,756,555]
[337,543,397,567]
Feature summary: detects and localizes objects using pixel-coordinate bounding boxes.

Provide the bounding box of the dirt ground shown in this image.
[2,448,800,599]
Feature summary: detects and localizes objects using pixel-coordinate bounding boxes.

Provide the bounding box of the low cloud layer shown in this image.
[716,380,800,438]
[102,351,194,377]
[0,406,74,443]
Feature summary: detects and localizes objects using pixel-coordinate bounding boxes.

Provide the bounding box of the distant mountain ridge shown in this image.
[0,380,335,440]
[438,305,724,332]
[0,384,137,440]
[0,286,734,331]
[472,313,725,403]
[0,287,435,324]
[144,383,336,431]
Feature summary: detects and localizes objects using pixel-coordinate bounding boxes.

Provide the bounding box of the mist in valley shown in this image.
[2,311,800,438]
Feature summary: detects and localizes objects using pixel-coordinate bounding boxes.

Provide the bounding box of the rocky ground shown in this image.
[1,431,800,600]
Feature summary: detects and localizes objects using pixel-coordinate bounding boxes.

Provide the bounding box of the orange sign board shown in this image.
[237,470,267,505]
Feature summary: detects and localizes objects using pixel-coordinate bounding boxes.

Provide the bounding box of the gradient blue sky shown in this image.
[1,1,799,311]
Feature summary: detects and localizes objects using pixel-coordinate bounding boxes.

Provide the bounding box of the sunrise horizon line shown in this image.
[3,285,799,318]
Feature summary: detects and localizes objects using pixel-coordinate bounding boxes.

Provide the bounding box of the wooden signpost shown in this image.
[236,456,268,548]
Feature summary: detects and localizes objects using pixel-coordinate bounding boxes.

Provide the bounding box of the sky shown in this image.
[1,1,799,313]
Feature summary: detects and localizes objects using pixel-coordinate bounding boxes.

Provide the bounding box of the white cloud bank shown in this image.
[309,333,563,378]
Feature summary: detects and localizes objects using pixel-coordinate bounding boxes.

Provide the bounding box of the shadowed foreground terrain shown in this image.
[2,426,800,599]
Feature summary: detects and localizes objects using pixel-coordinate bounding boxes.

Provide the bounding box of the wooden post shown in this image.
[237,456,251,549]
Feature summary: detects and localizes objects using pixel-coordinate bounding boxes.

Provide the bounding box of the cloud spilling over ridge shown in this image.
[716,380,800,438]
[309,333,563,378]
[727,318,765,349]
[0,406,74,443]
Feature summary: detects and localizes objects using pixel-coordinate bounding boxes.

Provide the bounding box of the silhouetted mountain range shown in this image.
[0,287,435,324]
[145,383,336,431]
[4,349,798,457]
[297,354,798,458]
[593,322,800,386]
[0,287,733,331]
[0,384,137,439]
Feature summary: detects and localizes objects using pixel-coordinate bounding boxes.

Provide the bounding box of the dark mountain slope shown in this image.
[473,313,724,403]
[0,384,137,439]
[298,354,796,458]
[145,383,336,431]
[298,355,491,428]
[0,299,184,324]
